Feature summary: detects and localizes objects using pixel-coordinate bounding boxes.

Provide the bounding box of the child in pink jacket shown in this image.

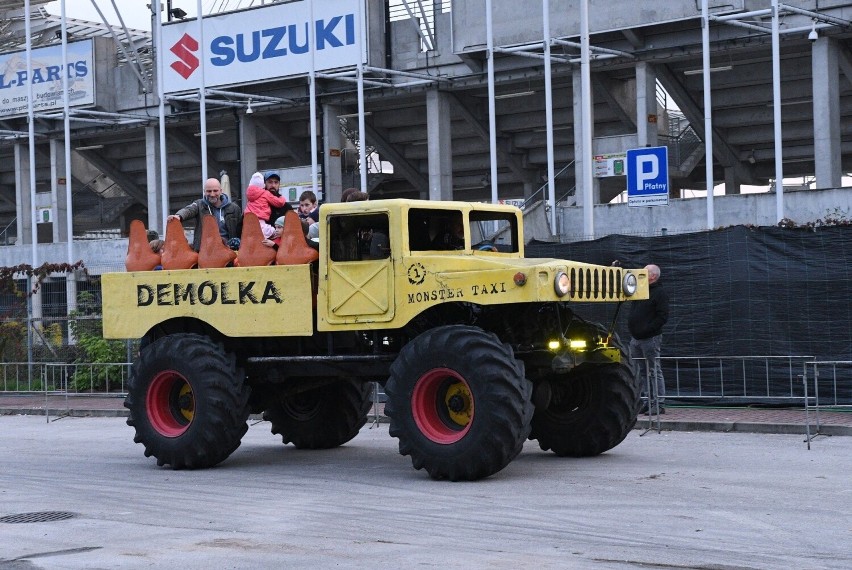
[244,172,288,237]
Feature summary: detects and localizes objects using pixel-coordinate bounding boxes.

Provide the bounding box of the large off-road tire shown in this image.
[263,380,372,449]
[385,325,533,481]
[530,356,638,457]
[124,333,251,469]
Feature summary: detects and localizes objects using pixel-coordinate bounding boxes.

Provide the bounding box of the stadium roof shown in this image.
[0,1,152,70]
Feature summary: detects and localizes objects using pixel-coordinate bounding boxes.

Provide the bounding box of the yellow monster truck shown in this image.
[103,199,648,481]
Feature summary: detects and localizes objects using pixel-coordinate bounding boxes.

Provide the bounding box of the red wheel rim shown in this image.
[411,368,474,444]
[146,371,194,437]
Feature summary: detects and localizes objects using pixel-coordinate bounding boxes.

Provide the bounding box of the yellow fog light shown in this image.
[547,340,561,351]
[569,339,587,350]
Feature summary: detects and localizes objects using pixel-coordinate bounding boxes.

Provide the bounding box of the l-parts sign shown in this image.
[626,146,669,207]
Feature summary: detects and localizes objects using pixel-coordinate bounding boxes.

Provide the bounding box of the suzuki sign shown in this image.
[162,0,367,93]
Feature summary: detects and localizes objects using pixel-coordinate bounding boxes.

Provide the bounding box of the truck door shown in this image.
[324,212,395,324]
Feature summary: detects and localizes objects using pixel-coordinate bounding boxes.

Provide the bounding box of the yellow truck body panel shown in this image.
[103,199,648,339]
[102,265,314,338]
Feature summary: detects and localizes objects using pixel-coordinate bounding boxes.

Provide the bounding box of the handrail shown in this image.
[482,161,574,242]
[0,217,16,246]
[515,160,575,211]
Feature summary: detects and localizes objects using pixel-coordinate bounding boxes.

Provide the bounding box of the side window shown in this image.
[470,211,519,253]
[408,209,464,251]
[329,213,390,262]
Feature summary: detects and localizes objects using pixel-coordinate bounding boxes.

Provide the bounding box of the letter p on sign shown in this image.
[636,155,658,191]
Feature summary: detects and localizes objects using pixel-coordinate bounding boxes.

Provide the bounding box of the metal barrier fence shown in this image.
[2,356,841,404]
[810,361,852,408]
[3,356,847,441]
[635,355,830,447]
[0,362,131,394]
[658,355,816,404]
[805,361,852,442]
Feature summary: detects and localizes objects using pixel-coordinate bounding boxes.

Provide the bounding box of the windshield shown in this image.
[407,208,519,253]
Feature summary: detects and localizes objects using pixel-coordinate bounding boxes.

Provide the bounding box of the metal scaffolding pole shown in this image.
[357,63,367,192]
[771,0,785,222]
[60,0,73,263]
[155,1,169,227]
[25,0,37,265]
[580,0,593,237]
[702,0,715,229]
[197,0,208,183]
[309,0,319,195]
[486,0,498,204]
[543,0,556,230]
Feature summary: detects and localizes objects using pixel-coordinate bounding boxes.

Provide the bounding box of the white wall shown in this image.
[557,187,851,240]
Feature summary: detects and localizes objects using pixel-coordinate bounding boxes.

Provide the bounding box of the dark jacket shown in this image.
[268,189,293,225]
[627,281,670,340]
[175,194,242,251]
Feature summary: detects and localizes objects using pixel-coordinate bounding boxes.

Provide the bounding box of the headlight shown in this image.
[622,271,638,297]
[554,271,570,297]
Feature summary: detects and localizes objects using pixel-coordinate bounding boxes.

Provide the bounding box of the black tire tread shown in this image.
[125,333,250,469]
[263,380,372,449]
[530,338,638,457]
[385,325,533,481]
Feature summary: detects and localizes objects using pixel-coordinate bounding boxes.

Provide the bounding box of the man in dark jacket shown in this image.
[168,178,242,251]
[628,264,670,414]
[264,171,292,224]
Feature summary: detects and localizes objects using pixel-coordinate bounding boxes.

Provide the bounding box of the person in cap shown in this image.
[264,171,291,223]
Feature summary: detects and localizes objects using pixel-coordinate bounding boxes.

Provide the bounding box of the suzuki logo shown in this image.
[170,33,199,79]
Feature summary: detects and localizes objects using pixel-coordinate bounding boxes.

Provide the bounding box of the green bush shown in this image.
[69,292,127,392]
[0,321,27,362]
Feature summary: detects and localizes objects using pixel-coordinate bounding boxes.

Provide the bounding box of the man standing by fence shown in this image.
[628,264,670,414]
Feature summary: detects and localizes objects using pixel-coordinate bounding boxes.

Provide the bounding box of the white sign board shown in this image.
[498,199,526,210]
[162,0,367,93]
[37,208,52,224]
[269,166,323,203]
[594,152,626,178]
[0,40,95,119]
[626,146,669,207]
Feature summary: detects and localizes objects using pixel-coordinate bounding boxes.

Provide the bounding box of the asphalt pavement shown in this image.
[0,415,850,569]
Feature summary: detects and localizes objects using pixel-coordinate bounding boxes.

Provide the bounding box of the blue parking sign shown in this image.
[626,146,669,207]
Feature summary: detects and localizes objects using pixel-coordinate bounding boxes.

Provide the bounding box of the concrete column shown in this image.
[812,37,841,189]
[322,103,345,203]
[30,288,43,334]
[66,277,78,339]
[145,127,162,231]
[636,62,658,147]
[426,89,453,201]
[239,115,257,207]
[50,139,69,243]
[572,72,599,206]
[724,166,740,195]
[14,144,32,245]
